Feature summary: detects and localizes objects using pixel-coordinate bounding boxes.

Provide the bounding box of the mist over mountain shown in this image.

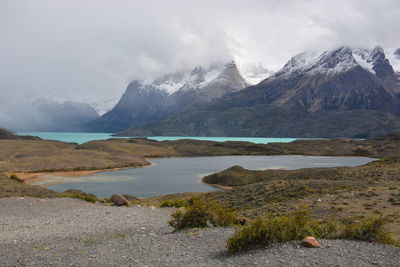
[1,1,399,134]
[117,46,400,138]
[0,95,99,132]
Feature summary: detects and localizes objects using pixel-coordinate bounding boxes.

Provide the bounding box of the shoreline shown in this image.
[8,154,374,188]
[201,180,233,190]
[6,163,155,187]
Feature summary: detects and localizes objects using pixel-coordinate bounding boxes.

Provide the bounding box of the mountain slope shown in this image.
[0,128,41,140]
[0,95,99,132]
[118,46,400,138]
[30,97,99,131]
[86,62,248,133]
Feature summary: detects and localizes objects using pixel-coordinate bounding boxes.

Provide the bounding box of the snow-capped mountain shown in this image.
[118,46,400,138]
[237,46,400,112]
[276,46,388,78]
[85,61,249,132]
[153,63,227,94]
[21,94,99,131]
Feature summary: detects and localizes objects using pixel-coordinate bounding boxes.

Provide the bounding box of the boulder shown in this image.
[301,236,320,248]
[111,194,129,206]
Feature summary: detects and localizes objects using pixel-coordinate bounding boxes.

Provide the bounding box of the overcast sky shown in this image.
[0,0,399,105]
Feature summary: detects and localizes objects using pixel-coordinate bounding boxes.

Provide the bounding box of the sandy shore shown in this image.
[6,165,151,186]
[8,162,230,192]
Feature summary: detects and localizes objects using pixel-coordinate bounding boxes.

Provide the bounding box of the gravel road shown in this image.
[0,198,399,266]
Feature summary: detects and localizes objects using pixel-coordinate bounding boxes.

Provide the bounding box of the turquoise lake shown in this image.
[40,155,374,198]
[18,132,308,144]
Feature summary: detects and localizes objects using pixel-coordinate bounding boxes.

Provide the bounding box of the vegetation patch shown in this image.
[168,196,238,230]
[340,216,397,245]
[61,189,99,203]
[9,174,24,183]
[226,208,397,253]
[160,198,188,208]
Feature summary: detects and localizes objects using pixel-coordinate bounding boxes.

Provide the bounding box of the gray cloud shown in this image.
[0,0,399,129]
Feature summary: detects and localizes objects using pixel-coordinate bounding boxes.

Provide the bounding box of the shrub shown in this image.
[340,216,397,245]
[160,198,188,208]
[168,196,238,230]
[61,189,98,203]
[227,209,322,253]
[70,194,98,203]
[9,174,24,183]
[226,209,397,253]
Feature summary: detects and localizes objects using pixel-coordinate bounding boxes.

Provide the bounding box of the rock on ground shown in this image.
[0,198,399,266]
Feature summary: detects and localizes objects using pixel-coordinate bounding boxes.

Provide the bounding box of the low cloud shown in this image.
[0,0,399,129]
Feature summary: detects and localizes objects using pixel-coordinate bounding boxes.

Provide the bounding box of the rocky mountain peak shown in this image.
[189,65,206,84]
[85,60,249,132]
[190,65,205,76]
[276,46,356,79]
[368,46,395,79]
[275,46,397,81]
[212,61,248,88]
[126,80,142,91]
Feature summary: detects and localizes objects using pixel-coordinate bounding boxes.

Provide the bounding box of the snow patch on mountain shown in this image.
[90,98,119,115]
[352,49,376,74]
[237,62,273,85]
[135,61,246,96]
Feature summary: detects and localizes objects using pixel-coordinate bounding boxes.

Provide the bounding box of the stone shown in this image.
[301,237,320,248]
[111,194,129,206]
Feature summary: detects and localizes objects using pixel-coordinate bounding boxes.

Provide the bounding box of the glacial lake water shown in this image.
[42,156,375,198]
[18,132,313,144]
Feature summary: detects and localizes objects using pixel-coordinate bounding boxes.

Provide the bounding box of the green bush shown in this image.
[227,209,321,253]
[9,174,24,183]
[61,190,98,203]
[70,194,98,203]
[226,209,397,253]
[168,196,238,230]
[340,216,397,245]
[160,198,188,208]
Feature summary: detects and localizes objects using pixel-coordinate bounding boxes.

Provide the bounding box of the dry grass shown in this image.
[0,173,60,198]
[226,209,398,253]
[201,156,400,241]
[168,197,238,230]
[0,139,149,173]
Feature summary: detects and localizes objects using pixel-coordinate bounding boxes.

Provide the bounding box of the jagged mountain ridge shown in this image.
[117,46,400,138]
[85,61,249,132]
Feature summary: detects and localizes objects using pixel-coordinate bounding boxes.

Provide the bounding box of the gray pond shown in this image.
[44,156,374,198]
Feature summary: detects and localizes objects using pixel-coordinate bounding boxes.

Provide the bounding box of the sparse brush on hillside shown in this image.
[226,208,398,253]
[9,174,24,183]
[61,189,99,203]
[340,216,397,245]
[168,196,238,230]
[160,198,188,208]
